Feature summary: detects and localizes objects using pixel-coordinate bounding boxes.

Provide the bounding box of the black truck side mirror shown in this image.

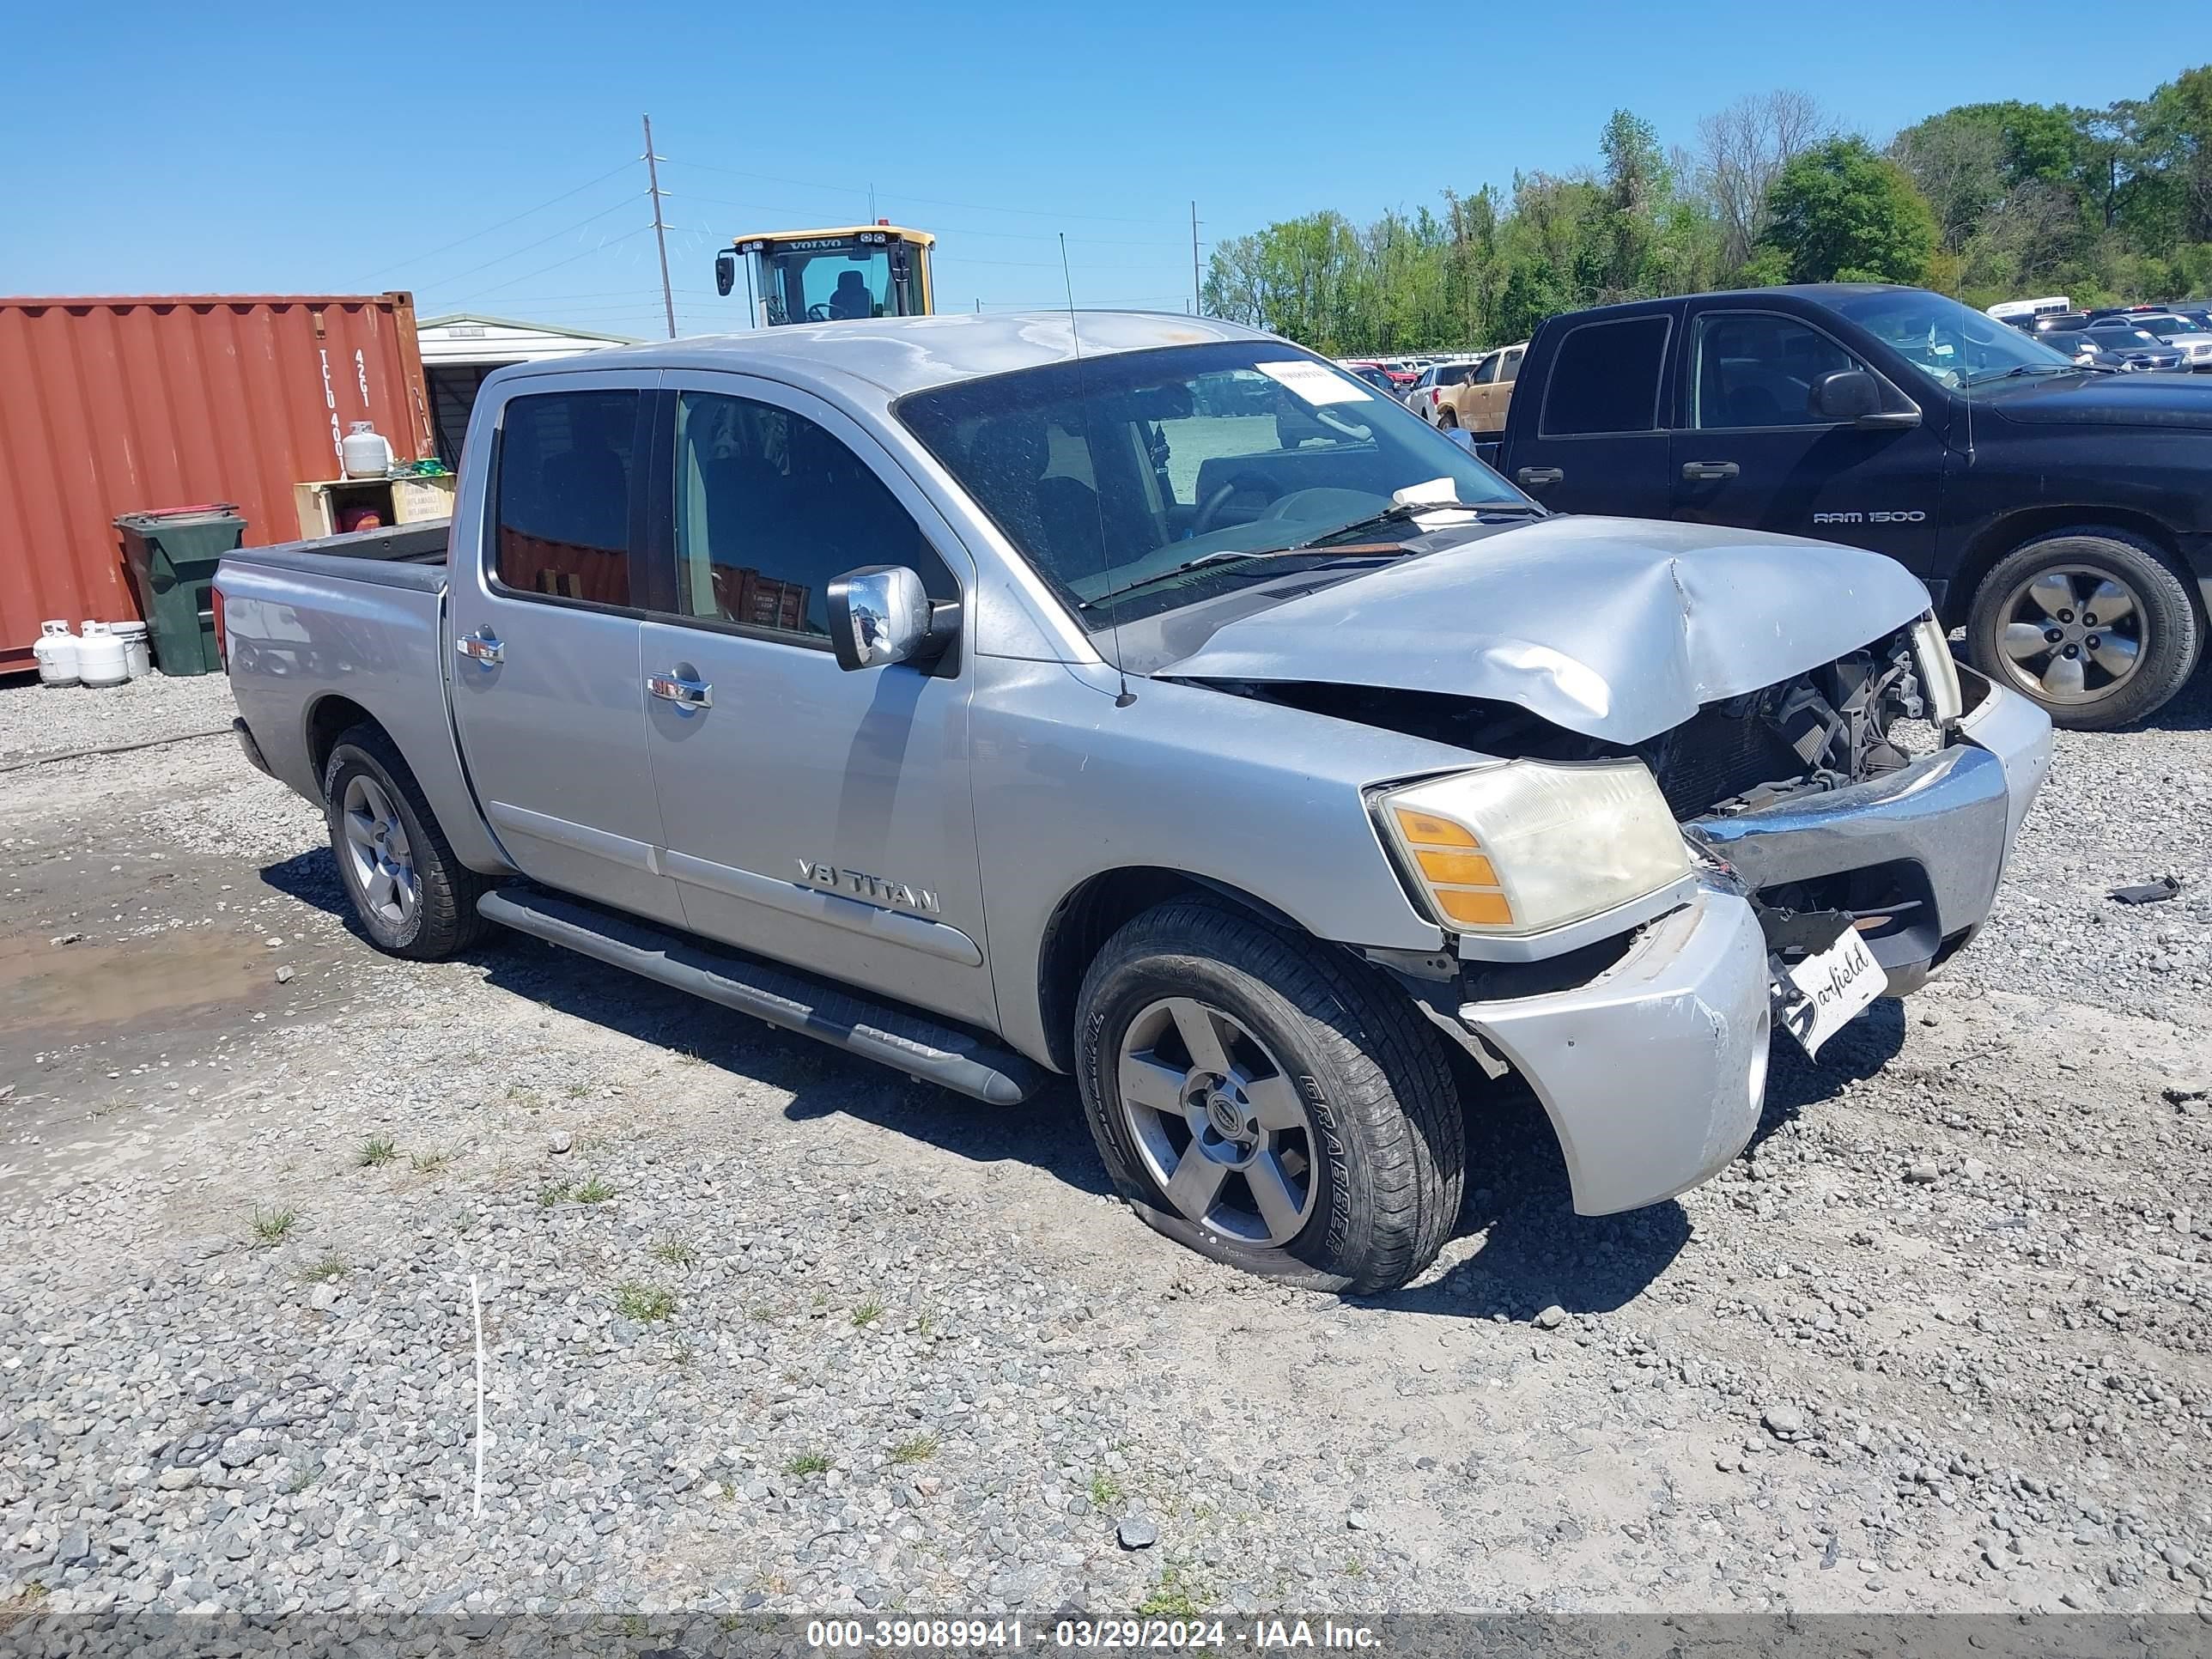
[1811,368,1921,429]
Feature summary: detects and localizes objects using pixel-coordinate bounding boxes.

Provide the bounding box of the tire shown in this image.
[1073,898,1464,1294]
[1435,409,1458,429]
[1966,527,2203,730]
[321,722,493,960]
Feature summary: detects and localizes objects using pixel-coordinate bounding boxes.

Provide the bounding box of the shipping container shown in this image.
[0,294,434,672]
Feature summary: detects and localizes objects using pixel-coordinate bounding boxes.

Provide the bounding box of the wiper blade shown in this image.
[1290,498,1544,550]
[1966,363,2074,386]
[1076,547,1370,610]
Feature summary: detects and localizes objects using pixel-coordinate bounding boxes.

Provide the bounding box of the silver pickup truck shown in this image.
[216,312,2051,1293]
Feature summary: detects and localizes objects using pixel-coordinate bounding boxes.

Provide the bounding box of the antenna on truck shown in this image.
[1060,233,1135,708]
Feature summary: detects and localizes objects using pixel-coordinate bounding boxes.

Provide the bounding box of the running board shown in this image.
[477,886,1044,1106]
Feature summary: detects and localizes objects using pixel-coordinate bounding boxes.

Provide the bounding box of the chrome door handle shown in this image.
[646,672,712,709]
[1680,460,1741,481]
[455,629,504,665]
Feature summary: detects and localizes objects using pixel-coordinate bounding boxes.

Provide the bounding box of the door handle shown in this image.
[1680,460,1741,481]
[646,672,713,709]
[454,629,504,665]
[1516,466,1563,488]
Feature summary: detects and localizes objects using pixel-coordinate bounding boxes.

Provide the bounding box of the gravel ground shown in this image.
[0,670,2207,1623]
[0,672,237,767]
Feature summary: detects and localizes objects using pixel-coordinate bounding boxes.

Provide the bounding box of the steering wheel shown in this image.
[1191,471,1279,537]
[806,302,835,322]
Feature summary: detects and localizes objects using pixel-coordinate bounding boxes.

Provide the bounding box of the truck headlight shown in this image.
[1376,760,1690,936]
[1909,612,1964,724]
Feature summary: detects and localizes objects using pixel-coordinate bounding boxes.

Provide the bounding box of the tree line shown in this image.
[1201,69,2212,355]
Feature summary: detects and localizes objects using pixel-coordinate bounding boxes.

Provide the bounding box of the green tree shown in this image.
[1757,137,1940,283]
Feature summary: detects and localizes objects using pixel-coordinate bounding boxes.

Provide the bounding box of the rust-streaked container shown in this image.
[0,294,434,672]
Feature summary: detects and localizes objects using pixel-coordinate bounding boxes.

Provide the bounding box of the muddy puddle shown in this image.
[0,927,272,1040]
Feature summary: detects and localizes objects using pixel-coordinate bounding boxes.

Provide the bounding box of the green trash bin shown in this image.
[113,503,246,676]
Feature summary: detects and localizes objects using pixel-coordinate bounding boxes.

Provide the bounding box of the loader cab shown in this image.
[714,225,935,327]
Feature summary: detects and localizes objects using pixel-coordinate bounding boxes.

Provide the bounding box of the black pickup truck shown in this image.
[1473,283,2212,728]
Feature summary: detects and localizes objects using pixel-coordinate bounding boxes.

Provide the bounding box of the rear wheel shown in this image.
[322,724,492,960]
[1435,409,1458,429]
[1966,528,2201,729]
[1074,899,1464,1293]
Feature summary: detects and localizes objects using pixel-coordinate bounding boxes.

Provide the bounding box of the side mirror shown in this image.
[714,249,737,298]
[1811,368,1920,429]
[827,565,946,672]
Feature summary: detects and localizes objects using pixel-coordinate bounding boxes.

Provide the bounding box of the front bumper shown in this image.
[1450,671,2051,1218]
[1461,885,1771,1215]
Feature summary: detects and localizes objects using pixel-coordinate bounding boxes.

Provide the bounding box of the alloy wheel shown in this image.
[340,774,419,928]
[1993,563,2146,706]
[1115,997,1319,1246]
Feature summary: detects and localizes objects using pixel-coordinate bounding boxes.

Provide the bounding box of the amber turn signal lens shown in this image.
[1414,849,1498,886]
[1435,888,1514,927]
[1393,808,1478,848]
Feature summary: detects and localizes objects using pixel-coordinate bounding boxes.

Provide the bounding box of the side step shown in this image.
[477,886,1045,1106]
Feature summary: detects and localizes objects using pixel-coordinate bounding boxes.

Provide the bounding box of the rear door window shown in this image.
[493,390,641,606]
[1539,316,1670,436]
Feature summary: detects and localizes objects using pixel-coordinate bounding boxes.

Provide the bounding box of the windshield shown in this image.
[2142,315,2203,334]
[896,341,1526,627]
[753,238,923,325]
[1828,288,2078,392]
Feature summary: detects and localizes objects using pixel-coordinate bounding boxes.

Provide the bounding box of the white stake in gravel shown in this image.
[471,1271,486,1519]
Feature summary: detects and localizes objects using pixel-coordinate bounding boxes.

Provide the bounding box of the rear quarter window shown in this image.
[1539,315,1671,437]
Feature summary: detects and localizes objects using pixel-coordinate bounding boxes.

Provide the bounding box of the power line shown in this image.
[441,226,656,307]
[409,195,647,291]
[364,161,638,281]
[667,189,1183,250]
[659,158,1176,225]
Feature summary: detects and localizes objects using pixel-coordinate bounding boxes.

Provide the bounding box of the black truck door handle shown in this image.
[1516,466,1563,488]
[1680,460,1741,481]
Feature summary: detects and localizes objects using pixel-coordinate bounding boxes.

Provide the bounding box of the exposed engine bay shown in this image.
[1200,625,1941,823]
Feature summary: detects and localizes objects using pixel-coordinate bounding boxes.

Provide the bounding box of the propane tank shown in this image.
[33,621,80,687]
[110,620,151,678]
[340,421,395,479]
[77,621,129,687]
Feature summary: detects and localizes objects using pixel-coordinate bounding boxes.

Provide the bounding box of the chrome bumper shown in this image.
[1460,886,1772,1216]
[1686,671,2051,995]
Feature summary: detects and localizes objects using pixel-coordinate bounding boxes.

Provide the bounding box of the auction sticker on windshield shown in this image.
[1256,360,1374,404]
[1777,927,1886,1058]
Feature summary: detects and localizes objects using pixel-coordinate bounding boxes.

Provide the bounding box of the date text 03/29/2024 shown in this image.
[805,1618,1381,1650]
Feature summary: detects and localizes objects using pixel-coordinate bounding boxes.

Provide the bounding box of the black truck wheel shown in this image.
[1966,528,2202,730]
[1074,898,1464,1294]
[322,723,493,960]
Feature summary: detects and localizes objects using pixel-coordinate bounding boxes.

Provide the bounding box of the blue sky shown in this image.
[1,1,2181,340]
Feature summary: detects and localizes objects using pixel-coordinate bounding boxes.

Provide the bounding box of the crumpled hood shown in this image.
[1159,515,1930,745]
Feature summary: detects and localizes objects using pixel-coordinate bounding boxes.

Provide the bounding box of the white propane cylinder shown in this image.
[340,421,394,479]
[33,620,80,687]
[77,621,129,687]
[110,620,150,678]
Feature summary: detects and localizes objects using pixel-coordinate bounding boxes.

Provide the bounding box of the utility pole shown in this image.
[642,113,677,339]
[1190,201,1202,317]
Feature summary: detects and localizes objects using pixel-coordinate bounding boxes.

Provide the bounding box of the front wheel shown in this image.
[1966,529,2202,729]
[1074,899,1465,1293]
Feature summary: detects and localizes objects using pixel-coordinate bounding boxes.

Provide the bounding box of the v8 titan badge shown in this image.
[1774,926,1887,1058]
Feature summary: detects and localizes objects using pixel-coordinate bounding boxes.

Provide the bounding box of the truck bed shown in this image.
[215,515,506,873]
[220,520,449,592]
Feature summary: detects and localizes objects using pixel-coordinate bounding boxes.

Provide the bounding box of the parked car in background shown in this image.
[1340,362,1401,395]
[2112,312,2212,368]
[1432,342,1529,434]
[2034,329,2132,371]
[1407,360,1481,423]
[2028,312,2094,336]
[2081,317,2193,369]
[212,312,2048,1293]
[1474,283,2212,728]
